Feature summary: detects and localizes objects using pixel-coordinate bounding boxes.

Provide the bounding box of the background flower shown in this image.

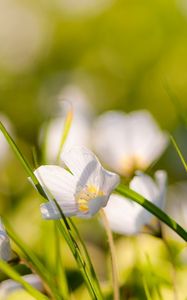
[93,110,168,176]
[104,171,167,235]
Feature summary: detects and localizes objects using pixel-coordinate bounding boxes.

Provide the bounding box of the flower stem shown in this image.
[100,209,119,300]
[115,184,187,241]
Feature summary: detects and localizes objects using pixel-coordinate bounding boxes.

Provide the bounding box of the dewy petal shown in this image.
[0,220,12,261]
[104,194,147,235]
[34,165,78,216]
[0,274,43,298]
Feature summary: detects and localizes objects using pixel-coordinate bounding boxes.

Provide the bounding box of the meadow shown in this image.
[0,1,186,299]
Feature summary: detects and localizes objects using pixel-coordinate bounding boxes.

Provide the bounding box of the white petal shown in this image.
[104,194,149,235]
[130,172,158,202]
[43,114,91,164]
[93,111,132,172]
[58,85,93,120]
[129,110,168,164]
[155,170,167,209]
[0,274,43,298]
[62,146,104,188]
[101,168,120,195]
[40,200,78,219]
[43,117,65,163]
[0,220,12,261]
[34,165,77,205]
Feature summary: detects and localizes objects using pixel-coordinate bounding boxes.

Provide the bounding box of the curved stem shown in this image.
[115,184,187,242]
[100,209,119,300]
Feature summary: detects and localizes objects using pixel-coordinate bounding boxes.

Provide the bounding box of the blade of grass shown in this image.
[68,218,102,297]
[0,260,49,300]
[3,219,61,300]
[142,277,152,300]
[0,123,103,299]
[100,209,119,300]
[115,184,187,241]
[0,121,46,198]
[54,222,69,300]
[170,135,187,173]
[56,102,73,164]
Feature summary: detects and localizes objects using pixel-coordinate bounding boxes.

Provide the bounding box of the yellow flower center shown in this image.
[121,155,148,176]
[76,185,104,213]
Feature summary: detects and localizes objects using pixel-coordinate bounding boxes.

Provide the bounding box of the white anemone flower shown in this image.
[33,146,120,219]
[0,219,12,261]
[93,110,168,176]
[0,274,43,299]
[104,171,167,235]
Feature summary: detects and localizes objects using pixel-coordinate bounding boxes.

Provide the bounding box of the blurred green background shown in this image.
[0,0,187,299]
[0,0,187,178]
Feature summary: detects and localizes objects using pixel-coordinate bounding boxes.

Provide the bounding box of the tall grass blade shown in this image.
[170,135,187,173]
[142,277,152,300]
[0,122,103,299]
[2,219,61,300]
[56,103,73,164]
[0,260,49,300]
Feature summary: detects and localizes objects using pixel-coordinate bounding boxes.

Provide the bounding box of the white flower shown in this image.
[104,171,167,235]
[58,84,93,121]
[40,88,93,163]
[93,110,168,176]
[0,219,12,261]
[33,146,120,219]
[43,115,91,164]
[0,274,43,299]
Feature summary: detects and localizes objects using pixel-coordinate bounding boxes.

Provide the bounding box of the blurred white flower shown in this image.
[34,146,120,219]
[58,85,93,120]
[43,115,91,164]
[0,219,12,261]
[41,86,93,163]
[0,274,43,299]
[164,181,187,241]
[93,110,168,176]
[104,171,167,235]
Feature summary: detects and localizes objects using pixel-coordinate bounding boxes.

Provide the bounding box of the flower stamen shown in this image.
[76,185,104,213]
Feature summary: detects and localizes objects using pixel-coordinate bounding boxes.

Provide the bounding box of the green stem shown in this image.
[68,219,103,298]
[54,223,69,300]
[115,184,187,242]
[100,209,119,300]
